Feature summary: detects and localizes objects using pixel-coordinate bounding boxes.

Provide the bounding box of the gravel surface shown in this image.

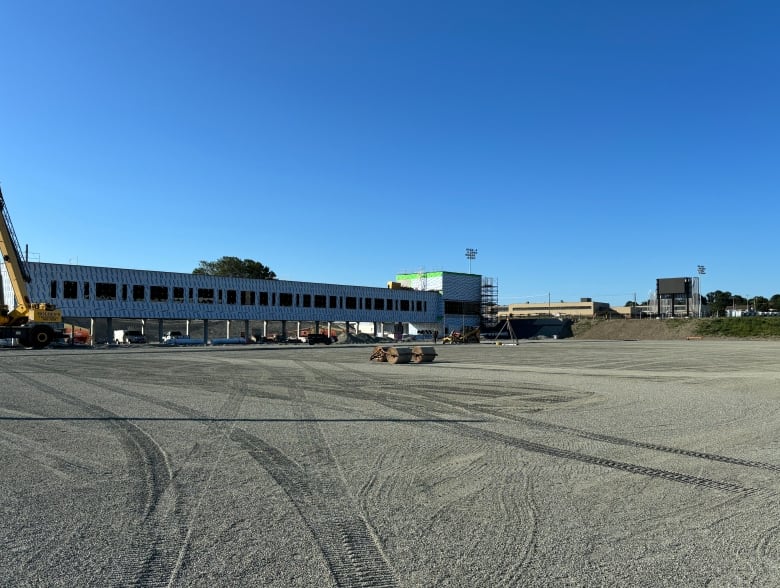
[2,340,780,587]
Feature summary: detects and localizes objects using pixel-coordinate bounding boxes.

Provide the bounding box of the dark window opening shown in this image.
[150,286,168,302]
[279,293,293,307]
[96,282,117,301]
[345,296,357,310]
[198,288,214,303]
[314,295,326,308]
[83,282,90,300]
[259,292,269,306]
[226,290,237,304]
[374,298,385,310]
[329,296,337,309]
[241,290,255,305]
[400,299,410,311]
[132,285,144,301]
[50,281,57,298]
[173,287,185,302]
[64,281,78,299]
[303,294,311,307]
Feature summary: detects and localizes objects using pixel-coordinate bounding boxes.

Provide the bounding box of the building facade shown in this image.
[395,271,482,335]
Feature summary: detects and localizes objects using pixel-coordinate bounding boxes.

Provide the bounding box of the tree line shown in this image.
[704,291,780,316]
[627,292,780,316]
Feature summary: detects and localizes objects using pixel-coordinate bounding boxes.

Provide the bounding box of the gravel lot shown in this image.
[2,339,780,587]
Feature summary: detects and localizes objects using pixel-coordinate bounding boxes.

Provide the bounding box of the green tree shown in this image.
[193,256,276,279]
[752,296,770,312]
[706,290,734,317]
[769,294,780,311]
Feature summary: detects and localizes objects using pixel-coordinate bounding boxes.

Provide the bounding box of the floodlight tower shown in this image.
[697,265,706,317]
[465,248,478,273]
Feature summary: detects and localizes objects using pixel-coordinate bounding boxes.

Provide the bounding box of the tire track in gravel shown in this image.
[75,373,251,587]
[295,360,539,587]
[413,383,780,473]
[8,372,186,588]
[304,363,757,495]
[231,361,398,588]
[83,363,398,588]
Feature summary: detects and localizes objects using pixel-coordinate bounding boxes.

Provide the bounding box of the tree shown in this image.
[770,294,780,311]
[193,256,276,279]
[753,296,770,312]
[706,290,733,317]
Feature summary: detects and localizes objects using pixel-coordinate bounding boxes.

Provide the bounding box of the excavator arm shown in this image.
[0,186,61,336]
[0,185,34,323]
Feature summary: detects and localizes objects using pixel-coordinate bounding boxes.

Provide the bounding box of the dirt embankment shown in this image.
[572,318,699,340]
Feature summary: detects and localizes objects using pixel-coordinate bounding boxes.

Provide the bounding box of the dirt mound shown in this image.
[573,318,699,340]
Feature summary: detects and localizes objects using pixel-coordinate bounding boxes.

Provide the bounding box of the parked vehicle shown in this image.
[114,329,146,344]
[307,333,333,345]
[162,330,187,343]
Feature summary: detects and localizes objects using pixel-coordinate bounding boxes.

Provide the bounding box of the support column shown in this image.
[185,319,191,336]
[226,319,231,338]
[244,320,250,343]
[158,319,163,344]
[106,317,113,343]
[140,318,145,335]
[263,320,267,339]
[90,318,95,346]
[281,320,287,339]
[203,319,209,345]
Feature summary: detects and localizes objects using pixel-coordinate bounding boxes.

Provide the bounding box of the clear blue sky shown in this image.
[2,1,778,306]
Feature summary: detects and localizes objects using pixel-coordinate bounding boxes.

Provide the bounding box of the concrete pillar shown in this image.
[158,319,163,343]
[281,320,287,339]
[203,319,209,344]
[296,321,301,340]
[244,320,250,343]
[140,318,145,335]
[373,322,378,336]
[90,318,95,345]
[185,319,191,336]
[226,319,231,338]
[263,320,267,339]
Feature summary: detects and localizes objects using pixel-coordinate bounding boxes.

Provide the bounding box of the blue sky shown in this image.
[1,1,778,306]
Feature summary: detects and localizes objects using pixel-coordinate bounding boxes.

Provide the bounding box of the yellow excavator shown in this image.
[0,185,63,348]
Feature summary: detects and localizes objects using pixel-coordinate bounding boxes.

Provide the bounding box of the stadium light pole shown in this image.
[697,265,706,317]
[465,248,477,273]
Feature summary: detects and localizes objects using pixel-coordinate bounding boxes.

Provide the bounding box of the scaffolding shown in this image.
[481,276,498,327]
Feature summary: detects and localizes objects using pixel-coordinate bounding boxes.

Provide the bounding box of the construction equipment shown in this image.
[441,327,480,344]
[370,345,437,364]
[0,186,64,348]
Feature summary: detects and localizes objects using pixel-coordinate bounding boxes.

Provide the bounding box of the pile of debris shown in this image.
[370,346,437,364]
